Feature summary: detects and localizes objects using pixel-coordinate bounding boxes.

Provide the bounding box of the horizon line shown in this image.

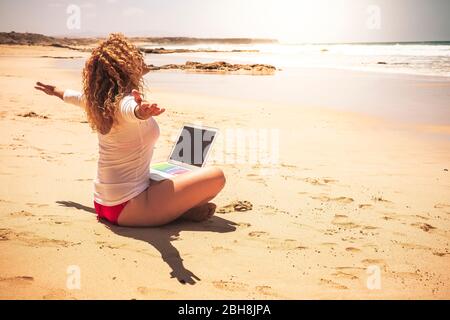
[1,31,450,45]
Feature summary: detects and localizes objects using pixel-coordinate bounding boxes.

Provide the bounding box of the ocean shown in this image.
[143,41,450,77]
[54,41,450,125]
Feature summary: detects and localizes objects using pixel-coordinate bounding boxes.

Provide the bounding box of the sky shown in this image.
[0,0,449,43]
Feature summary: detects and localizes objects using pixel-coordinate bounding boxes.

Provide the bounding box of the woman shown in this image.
[35,33,225,227]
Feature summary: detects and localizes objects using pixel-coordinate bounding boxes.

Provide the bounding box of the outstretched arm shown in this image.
[35,82,85,108]
[131,89,165,120]
[34,82,64,100]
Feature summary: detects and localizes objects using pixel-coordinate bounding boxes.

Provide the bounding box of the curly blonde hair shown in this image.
[83,33,145,134]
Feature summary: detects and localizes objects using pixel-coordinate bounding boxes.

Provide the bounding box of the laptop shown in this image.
[150,124,219,181]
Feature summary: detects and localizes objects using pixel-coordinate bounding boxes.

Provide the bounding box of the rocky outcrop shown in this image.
[0,32,276,48]
[0,32,93,47]
[147,61,277,75]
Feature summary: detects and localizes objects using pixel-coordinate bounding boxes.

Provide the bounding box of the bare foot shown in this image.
[180,203,217,222]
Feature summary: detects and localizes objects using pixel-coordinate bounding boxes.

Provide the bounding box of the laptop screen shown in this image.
[169,125,217,167]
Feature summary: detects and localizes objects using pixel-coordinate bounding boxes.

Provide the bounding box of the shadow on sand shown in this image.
[57,200,237,285]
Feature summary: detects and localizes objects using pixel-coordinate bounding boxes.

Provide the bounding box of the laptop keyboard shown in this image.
[151,162,191,176]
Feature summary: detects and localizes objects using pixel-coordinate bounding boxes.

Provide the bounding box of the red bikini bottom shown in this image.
[94,201,129,225]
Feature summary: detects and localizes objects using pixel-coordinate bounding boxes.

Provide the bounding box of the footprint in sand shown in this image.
[332,271,359,280]
[331,215,359,229]
[321,242,338,248]
[411,222,436,232]
[42,289,74,300]
[265,238,308,251]
[284,239,308,250]
[389,270,423,282]
[25,203,49,208]
[434,203,450,209]
[17,111,49,119]
[363,225,378,230]
[137,286,176,296]
[303,177,337,186]
[246,173,267,184]
[358,204,373,209]
[361,258,386,268]
[97,241,126,250]
[0,228,78,248]
[345,247,361,253]
[335,266,365,272]
[49,220,72,226]
[260,204,289,215]
[311,195,354,204]
[432,251,449,257]
[0,276,34,286]
[9,210,34,217]
[391,240,431,250]
[248,231,268,238]
[212,280,248,292]
[372,196,392,204]
[414,214,430,221]
[217,201,253,214]
[255,285,279,297]
[434,203,450,214]
[319,278,348,290]
[237,222,251,228]
[212,246,233,253]
[280,163,297,169]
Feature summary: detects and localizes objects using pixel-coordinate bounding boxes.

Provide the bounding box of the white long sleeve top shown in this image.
[63,89,160,206]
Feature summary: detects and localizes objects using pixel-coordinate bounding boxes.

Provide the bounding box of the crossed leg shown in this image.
[118,167,226,227]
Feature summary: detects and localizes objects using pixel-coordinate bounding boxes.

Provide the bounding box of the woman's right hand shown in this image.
[34,82,64,100]
[132,89,165,120]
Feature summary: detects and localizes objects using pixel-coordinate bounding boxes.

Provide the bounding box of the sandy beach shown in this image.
[0,45,449,299]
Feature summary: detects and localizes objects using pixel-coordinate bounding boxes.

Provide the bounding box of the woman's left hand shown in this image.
[132,89,165,120]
